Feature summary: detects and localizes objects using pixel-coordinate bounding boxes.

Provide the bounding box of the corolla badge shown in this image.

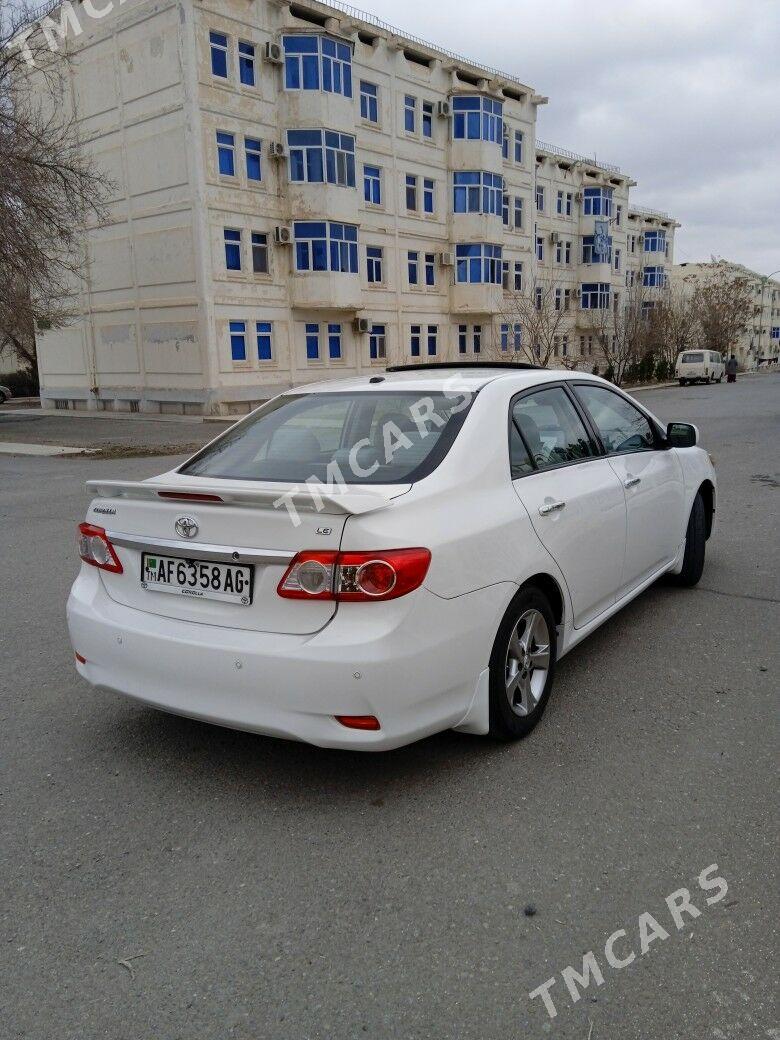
[175,516,199,539]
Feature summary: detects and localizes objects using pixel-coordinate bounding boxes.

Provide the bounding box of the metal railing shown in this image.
[629,204,671,219]
[535,139,621,174]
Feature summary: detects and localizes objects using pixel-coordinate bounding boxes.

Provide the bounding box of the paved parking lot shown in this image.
[1,375,778,1039]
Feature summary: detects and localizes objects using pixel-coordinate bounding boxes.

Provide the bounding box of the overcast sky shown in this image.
[361,0,780,274]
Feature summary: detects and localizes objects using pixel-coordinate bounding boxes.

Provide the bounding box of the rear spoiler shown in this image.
[85,479,392,516]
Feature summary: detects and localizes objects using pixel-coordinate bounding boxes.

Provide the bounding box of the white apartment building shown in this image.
[34,0,677,414]
[671,261,780,370]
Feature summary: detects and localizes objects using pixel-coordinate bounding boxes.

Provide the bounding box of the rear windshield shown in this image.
[681,352,704,363]
[180,390,474,484]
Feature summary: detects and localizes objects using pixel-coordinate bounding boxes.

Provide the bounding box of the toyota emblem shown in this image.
[175,516,199,539]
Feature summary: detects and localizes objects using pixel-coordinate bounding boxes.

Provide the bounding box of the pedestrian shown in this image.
[725,354,738,383]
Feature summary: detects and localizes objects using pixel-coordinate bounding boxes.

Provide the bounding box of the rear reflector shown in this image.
[335,715,381,731]
[74,652,87,665]
[157,492,224,503]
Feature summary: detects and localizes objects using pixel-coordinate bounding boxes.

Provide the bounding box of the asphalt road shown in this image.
[1,375,778,1040]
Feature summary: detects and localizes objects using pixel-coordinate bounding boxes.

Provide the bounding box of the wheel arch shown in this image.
[511,572,565,630]
[698,479,715,539]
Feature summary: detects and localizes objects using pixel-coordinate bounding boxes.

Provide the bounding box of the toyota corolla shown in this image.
[67,364,716,751]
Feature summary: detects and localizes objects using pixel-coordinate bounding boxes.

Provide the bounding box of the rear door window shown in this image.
[511,388,594,472]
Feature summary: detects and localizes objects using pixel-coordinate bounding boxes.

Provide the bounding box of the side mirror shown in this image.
[667,422,698,448]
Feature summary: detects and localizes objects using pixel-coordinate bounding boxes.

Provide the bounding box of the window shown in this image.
[283,35,352,96]
[457,324,468,354]
[514,130,523,163]
[216,131,235,176]
[360,80,378,122]
[256,322,273,361]
[502,193,510,226]
[564,240,571,264]
[229,320,246,361]
[224,228,241,271]
[410,324,421,357]
[287,130,355,187]
[514,196,523,229]
[536,236,544,262]
[535,286,543,310]
[452,171,503,216]
[294,221,359,273]
[500,322,522,353]
[615,204,622,226]
[513,261,523,291]
[245,138,262,182]
[455,243,502,284]
[452,96,503,143]
[473,324,482,353]
[251,232,268,274]
[563,289,571,311]
[406,174,418,211]
[581,282,611,309]
[369,324,386,360]
[425,253,436,287]
[408,251,419,285]
[583,187,613,217]
[644,230,666,253]
[629,234,636,253]
[511,388,594,472]
[366,246,383,284]
[536,185,544,211]
[643,266,665,288]
[576,384,655,454]
[556,190,564,215]
[364,164,381,205]
[305,322,320,360]
[566,192,573,216]
[614,248,621,272]
[427,324,438,355]
[210,31,228,79]
[423,178,435,214]
[404,94,416,133]
[502,126,509,160]
[501,260,510,290]
[238,41,255,86]
[582,234,612,264]
[772,326,780,340]
[422,101,433,138]
[554,288,562,311]
[327,323,342,359]
[555,241,562,264]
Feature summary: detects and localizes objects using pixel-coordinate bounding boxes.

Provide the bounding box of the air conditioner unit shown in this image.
[549,231,560,244]
[439,251,454,266]
[268,141,286,159]
[574,191,583,202]
[274,225,292,245]
[353,317,370,335]
[573,288,581,299]
[437,100,451,118]
[502,120,509,139]
[265,41,283,64]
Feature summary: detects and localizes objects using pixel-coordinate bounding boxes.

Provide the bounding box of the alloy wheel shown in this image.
[505,609,551,717]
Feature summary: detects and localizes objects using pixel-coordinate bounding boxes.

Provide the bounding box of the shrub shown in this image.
[2,368,39,397]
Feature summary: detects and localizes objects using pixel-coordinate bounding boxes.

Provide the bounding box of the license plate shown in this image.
[141,553,253,606]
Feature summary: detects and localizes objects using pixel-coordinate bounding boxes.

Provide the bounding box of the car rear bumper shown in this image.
[67,568,512,750]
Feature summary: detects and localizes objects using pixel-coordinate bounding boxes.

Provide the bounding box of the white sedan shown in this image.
[67,365,716,751]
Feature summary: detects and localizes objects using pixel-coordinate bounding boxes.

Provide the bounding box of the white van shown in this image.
[675,350,725,386]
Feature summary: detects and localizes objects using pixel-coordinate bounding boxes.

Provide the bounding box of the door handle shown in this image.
[539,500,566,516]
[624,476,641,488]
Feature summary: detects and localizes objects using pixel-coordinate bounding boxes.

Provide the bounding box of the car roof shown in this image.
[287,367,596,395]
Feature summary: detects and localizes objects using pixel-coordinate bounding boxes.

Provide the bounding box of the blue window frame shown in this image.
[369,324,386,360]
[452,95,503,143]
[771,326,780,340]
[643,230,667,253]
[583,187,613,217]
[210,32,228,79]
[643,266,665,288]
[422,101,433,138]
[366,246,383,284]
[514,130,523,163]
[581,283,611,309]
[404,95,416,133]
[245,138,261,181]
[287,130,355,187]
[423,178,435,214]
[582,235,612,264]
[224,229,241,270]
[293,221,358,274]
[256,322,272,360]
[406,174,418,211]
[360,80,378,122]
[216,132,235,176]
[455,244,503,284]
[238,41,255,86]
[408,251,419,285]
[364,164,381,205]
[229,320,246,361]
[452,171,503,216]
[305,323,320,360]
[425,253,436,287]
[283,35,352,97]
[410,324,421,357]
[327,324,342,360]
[427,325,438,356]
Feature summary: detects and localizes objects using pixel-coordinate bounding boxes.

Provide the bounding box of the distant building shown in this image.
[33,0,677,414]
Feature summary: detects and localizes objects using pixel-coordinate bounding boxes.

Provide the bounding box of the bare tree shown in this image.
[0,1,110,371]
[692,259,754,356]
[488,274,577,367]
[647,283,700,370]
[581,281,655,385]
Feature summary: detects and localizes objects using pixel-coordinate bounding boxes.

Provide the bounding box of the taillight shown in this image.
[77,523,123,574]
[278,548,431,602]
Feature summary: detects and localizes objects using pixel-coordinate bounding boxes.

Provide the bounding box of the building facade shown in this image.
[35,0,677,414]
[671,261,780,370]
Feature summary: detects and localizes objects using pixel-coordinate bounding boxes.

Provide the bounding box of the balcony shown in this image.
[290,271,363,311]
[450,281,503,314]
[287,182,360,226]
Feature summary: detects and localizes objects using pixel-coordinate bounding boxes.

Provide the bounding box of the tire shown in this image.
[488,587,557,740]
[671,492,706,588]
[717,377,723,384]
[679,379,686,387]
